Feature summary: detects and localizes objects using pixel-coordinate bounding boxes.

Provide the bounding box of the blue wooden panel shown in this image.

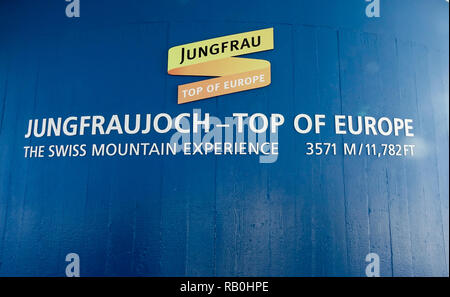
[338,30,372,277]
[310,28,348,277]
[355,33,393,277]
[0,39,40,275]
[411,44,447,276]
[159,22,218,276]
[395,39,430,276]
[291,25,316,276]
[68,23,168,276]
[0,32,9,267]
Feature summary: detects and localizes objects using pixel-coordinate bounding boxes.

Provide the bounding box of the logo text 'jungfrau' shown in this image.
[168,28,274,104]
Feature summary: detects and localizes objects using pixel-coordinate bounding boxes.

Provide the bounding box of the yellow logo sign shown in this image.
[168,28,274,104]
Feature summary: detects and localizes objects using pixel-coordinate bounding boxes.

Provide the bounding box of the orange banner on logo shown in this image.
[167,28,274,104]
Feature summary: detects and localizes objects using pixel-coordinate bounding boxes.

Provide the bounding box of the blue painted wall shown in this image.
[0,0,448,276]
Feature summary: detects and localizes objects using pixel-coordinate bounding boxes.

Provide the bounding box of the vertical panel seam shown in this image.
[336,29,350,276]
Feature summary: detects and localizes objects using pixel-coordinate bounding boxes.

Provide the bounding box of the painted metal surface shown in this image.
[0,0,448,276]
